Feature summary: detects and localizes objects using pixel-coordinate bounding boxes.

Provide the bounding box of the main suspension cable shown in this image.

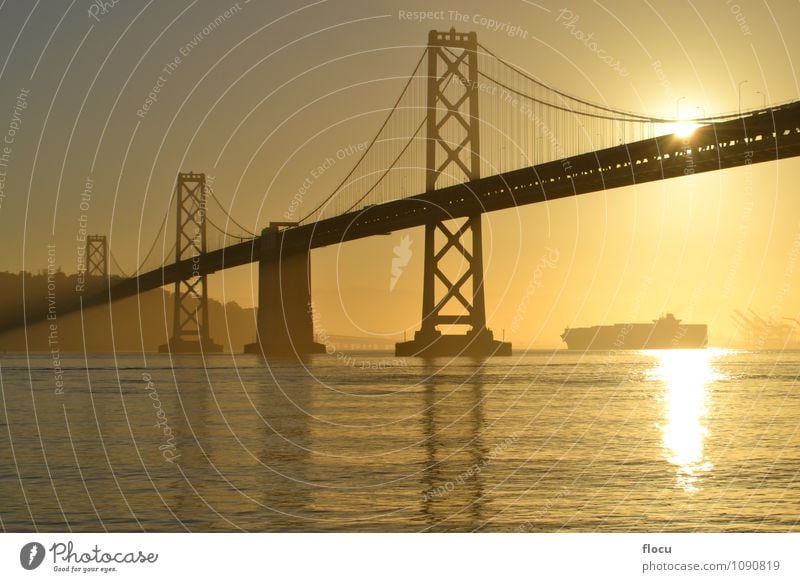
[297,47,429,224]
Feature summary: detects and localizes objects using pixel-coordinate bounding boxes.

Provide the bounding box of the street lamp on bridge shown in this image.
[676,96,686,118]
[738,80,749,115]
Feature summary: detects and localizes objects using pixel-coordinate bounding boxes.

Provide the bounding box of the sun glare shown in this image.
[670,121,701,138]
[645,349,728,492]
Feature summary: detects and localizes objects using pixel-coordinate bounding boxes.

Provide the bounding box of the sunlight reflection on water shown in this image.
[645,349,728,492]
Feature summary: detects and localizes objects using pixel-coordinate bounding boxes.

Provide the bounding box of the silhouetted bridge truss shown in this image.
[7,29,800,357]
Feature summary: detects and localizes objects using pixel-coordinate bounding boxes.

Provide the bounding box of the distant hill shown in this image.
[0,271,256,353]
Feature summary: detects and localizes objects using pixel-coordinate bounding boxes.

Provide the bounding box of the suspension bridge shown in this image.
[9,29,800,357]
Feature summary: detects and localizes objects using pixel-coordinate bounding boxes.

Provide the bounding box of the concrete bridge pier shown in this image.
[244,225,325,358]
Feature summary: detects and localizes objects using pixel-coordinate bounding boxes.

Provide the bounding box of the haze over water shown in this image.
[1,349,797,532]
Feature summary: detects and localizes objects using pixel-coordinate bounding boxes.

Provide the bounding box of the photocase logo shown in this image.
[20,542,45,570]
[390,234,413,291]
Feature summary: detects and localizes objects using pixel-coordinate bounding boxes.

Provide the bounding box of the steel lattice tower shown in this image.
[397,29,509,356]
[161,172,221,352]
[422,29,484,333]
[86,235,107,278]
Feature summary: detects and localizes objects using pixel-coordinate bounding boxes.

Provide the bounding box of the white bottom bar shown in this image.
[1,533,797,581]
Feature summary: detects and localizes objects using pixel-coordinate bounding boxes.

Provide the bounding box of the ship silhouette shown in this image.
[561,313,707,350]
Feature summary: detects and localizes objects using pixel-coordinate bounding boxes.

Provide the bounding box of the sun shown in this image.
[671,121,700,138]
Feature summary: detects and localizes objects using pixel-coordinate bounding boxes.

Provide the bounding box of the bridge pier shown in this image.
[396,328,510,358]
[244,225,325,358]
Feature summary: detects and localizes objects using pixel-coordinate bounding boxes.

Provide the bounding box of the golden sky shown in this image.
[0,0,798,347]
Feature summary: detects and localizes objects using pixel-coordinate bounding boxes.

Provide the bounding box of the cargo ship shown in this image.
[561,313,707,350]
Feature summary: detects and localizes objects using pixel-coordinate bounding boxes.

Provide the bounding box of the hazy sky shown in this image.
[0,0,798,347]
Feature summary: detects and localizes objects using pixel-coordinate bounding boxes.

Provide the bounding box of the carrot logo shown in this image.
[390,235,413,291]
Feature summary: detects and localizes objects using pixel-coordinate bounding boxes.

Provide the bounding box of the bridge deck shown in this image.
[7,100,800,326]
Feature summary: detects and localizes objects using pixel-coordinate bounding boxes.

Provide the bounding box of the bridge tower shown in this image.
[396,29,511,357]
[76,234,108,294]
[86,235,108,278]
[159,172,222,353]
